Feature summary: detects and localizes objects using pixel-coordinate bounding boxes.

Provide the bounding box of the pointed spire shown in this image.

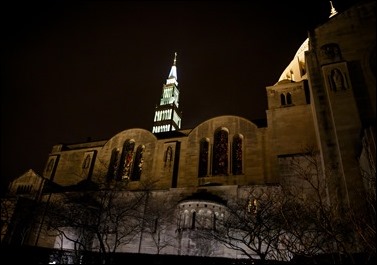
[329,1,338,18]
[168,52,178,80]
[173,52,177,66]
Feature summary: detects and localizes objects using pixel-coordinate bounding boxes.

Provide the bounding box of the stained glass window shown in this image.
[118,139,135,181]
[232,134,243,175]
[198,138,209,177]
[131,145,145,181]
[212,128,228,175]
[107,148,120,181]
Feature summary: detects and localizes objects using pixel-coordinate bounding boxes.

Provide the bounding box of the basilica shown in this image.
[1,1,375,263]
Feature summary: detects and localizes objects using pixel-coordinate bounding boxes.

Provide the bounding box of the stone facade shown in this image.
[2,1,375,262]
[305,0,376,211]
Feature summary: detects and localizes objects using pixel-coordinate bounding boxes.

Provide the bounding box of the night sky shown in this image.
[1,0,361,191]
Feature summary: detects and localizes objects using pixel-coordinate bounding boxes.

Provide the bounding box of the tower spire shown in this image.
[173,52,177,66]
[329,1,338,18]
[168,52,178,80]
[152,52,182,133]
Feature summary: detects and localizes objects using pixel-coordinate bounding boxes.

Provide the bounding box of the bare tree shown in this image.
[348,150,376,262]
[1,196,40,246]
[141,190,178,254]
[280,147,376,263]
[201,146,375,264]
[1,197,16,243]
[44,180,148,264]
[202,186,290,263]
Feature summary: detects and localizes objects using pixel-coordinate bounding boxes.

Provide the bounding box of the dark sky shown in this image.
[1,0,361,189]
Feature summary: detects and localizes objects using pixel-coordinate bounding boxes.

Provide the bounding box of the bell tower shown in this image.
[152,52,182,133]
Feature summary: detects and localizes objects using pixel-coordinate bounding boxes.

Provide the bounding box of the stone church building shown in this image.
[1,1,375,263]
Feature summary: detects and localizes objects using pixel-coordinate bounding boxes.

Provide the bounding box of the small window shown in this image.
[286,92,292,105]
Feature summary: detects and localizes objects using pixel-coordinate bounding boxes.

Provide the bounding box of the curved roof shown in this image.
[277,38,309,83]
[190,115,259,133]
[179,191,227,205]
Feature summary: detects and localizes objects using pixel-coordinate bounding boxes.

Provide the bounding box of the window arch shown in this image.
[286,92,292,104]
[131,145,145,181]
[183,210,190,229]
[198,138,209,178]
[117,139,135,180]
[107,148,120,181]
[232,134,243,175]
[191,211,196,229]
[280,93,286,106]
[212,127,229,176]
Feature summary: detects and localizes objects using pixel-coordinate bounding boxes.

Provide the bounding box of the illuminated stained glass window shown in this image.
[232,134,243,175]
[131,145,145,181]
[198,138,209,178]
[118,139,135,181]
[212,128,228,175]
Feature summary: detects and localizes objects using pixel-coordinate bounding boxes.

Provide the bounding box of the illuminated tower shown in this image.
[152,52,182,133]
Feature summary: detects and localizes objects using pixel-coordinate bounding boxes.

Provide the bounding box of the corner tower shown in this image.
[152,52,182,133]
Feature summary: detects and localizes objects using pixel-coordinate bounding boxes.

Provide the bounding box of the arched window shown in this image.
[286,92,292,105]
[191,212,196,229]
[198,138,209,178]
[280,93,286,106]
[117,139,135,181]
[184,211,190,229]
[107,148,120,181]
[131,145,145,181]
[232,134,243,175]
[212,128,228,175]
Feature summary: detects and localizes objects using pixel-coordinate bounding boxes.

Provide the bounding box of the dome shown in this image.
[277,38,309,83]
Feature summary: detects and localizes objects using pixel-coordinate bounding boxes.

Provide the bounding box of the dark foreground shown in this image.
[0,244,374,264]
